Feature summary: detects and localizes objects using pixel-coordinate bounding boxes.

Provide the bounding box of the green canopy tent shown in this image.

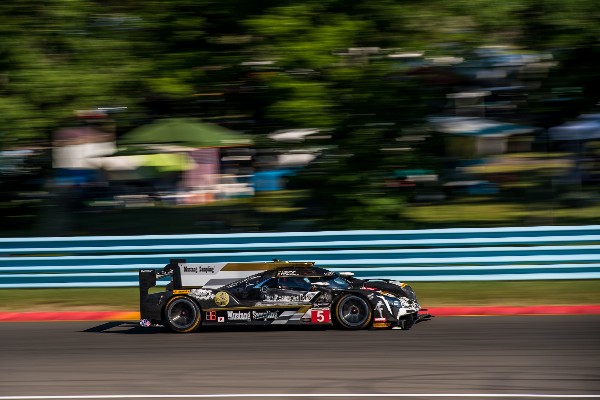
[90,152,194,181]
[119,118,252,148]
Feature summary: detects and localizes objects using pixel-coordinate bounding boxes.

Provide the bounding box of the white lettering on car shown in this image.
[252,310,280,320]
[261,292,319,303]
[227,311,251,321]
[277,270,299,276]
[189,289,215,301]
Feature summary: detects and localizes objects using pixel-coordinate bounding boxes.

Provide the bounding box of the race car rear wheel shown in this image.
[334,294,372,330]
[164,296,201,333]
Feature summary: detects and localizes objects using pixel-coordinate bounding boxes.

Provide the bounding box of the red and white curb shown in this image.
[0,305,599,322]
[0,311,139,322]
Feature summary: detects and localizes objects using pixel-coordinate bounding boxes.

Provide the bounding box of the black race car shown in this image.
[139,259,431,333]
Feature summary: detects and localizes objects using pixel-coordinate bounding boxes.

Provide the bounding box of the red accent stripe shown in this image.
[427,305,600,316]
[0,311,140,322]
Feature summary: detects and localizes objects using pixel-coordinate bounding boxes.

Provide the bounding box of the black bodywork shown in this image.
[139,260,432,332]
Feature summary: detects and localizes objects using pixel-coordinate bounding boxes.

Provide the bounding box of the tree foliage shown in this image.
[1,0,597,141]
[1,0,598,230]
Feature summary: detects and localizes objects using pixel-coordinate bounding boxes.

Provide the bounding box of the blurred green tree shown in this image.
[0,0,598,231]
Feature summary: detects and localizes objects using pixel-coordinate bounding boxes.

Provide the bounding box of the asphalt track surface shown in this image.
[0,316,599,399]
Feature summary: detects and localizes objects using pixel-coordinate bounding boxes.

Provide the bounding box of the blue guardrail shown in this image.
[1,225,599,288]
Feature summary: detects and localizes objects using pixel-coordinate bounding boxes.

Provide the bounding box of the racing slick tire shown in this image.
[163,296,202,333]
[334,294,372,330]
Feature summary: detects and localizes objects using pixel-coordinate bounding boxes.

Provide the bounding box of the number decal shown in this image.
[206,311,217,321]
[311,309,331,324]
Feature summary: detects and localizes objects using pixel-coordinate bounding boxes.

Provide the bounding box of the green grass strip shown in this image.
[0,288,141,312]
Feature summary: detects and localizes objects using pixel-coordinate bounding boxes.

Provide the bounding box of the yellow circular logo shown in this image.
[215,291,229,307]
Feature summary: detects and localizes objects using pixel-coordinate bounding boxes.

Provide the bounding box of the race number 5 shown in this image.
[311,309,331,324]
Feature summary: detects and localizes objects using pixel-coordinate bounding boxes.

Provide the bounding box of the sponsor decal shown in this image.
[214,291,230,307]
[262,292,319,303]
[139,319,151,327]
[374,317,387,322]
[373,322,391,328]
[227,311,251,321]
[375,300,385,319]
[181,264,216,274]
[189,289,215,301]
[277,270,298,277]
[399,298,412,307]
[173,289,190,295]
[217,316,225,323]
[311,309,331,324]
[252,310,280,321]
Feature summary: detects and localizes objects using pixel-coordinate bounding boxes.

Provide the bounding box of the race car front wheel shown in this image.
[164,296,201,333]
[334,294,372,330]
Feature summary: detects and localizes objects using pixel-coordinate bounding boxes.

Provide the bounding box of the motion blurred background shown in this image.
[2,5,599,397]
[1,0,599,237]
